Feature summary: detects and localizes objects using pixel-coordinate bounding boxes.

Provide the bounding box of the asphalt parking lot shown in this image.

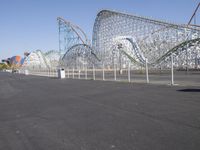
[0,72,200,150]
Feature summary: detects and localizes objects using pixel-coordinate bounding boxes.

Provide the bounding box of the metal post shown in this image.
[78,70,80,79]
[73,67,74,79]
[186,48,188,74]
[145,58,149,83]
[128,63,131,82]
[171,53,174,85]
[68,68,69,78]
[114,64,116,81]
[85,65,87,80]
[93,65,95,80]
[103,63,105,80]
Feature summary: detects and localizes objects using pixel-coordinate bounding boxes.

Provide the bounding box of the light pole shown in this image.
[171,53,174,85]
[145,58,149,83]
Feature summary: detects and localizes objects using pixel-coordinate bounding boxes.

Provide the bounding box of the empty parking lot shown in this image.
[0,72,200,150]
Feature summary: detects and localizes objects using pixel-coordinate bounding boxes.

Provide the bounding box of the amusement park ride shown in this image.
[21,3,200,71]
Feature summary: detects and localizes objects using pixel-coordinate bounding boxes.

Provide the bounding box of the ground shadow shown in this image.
[177,89,200,92]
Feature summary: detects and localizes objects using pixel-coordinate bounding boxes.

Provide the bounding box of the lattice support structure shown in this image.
[92,10,200,69]
[57,17,89,56]
[57,10,200,70]
[62,44,100,69]
[22,50,50,69]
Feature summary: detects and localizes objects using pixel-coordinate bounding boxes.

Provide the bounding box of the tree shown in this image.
[0,63,9,70]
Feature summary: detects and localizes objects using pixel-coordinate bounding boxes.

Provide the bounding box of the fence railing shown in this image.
[21,66,200,86]
[20,56,200,86]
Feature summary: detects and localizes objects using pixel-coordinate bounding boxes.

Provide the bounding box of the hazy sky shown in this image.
[0,0,199,60]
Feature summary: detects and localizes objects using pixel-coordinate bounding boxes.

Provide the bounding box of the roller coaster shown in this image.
[58,9,200,69]
[23,8,200,70]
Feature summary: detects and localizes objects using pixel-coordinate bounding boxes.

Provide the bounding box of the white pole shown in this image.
[103,63,105,80]
[85,65,87,80]
[73,67,74,79]
[93,65,95,80]
[171,53,174,85]
[68,68,69,78]
[114,64,116,81]
[128,63,131,82]
[145,58,149,83]
[78,70,80,79]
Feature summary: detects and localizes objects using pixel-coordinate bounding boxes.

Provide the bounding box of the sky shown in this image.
[0,0,199,60]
